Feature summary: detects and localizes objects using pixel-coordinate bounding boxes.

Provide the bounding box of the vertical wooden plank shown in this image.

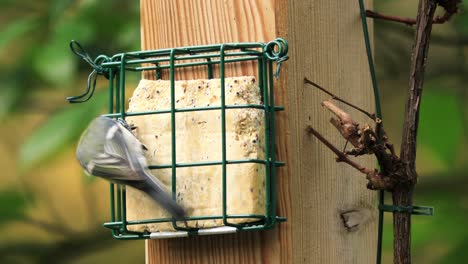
[286,1,377,263]
[140,0,377,263]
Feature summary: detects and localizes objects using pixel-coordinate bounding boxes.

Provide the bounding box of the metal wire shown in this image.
[67,41,113,103]
[358,1,385,263]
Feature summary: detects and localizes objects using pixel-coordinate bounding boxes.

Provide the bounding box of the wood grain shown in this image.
[140,0,377,263]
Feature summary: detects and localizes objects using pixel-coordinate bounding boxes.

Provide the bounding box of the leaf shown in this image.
[411,190,468,262]
[33,43,75,86]
[0,191,28,226]
[441,238,468,264]
[32,17,94,86]
[0,17,38,52]
[383,187,468,261]
[417,89,463,167]
[116,21,141,51]
[0,79,22,120]
[18,90,108,171]
[48,0,75,23]
[454,6,468,34]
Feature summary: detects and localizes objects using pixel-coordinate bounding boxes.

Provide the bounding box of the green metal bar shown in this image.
[218,45,244,228]
[119,53,128,232]
[108,223,281,240]
[114,72,122,226]
[108,68,117,237]
[116,185,122,223]
[121,186,128,232]
[358,1,384,263]
[206,58,213,79]
[165,51,193,232]
[257,55,270,223]
[119,54,126,119]
[148,158,267,169]
[268,59,277,227]
[104,214,267,227]
[258,56,271,225]
[108,70,115,112]
[102,104,266,118]
[220,44,228,226]
[169,49,180,231]
[110,222,282,240]
[109,183,116,233]
[257,57,264,102]
[110,42,266,59]
[113,233,150,240]
[154,62,161,80]
[108,52,262,67]
[379,204,434,216]
[126,57,259,72]
[115,75,121,122]
[107,50,262,67]
[103,105,264,117]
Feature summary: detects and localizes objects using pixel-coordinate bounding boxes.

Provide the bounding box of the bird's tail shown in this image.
[139,170,186,221]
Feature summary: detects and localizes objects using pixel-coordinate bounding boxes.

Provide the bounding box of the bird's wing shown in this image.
[85,152,135,180]
[88,123,144,181]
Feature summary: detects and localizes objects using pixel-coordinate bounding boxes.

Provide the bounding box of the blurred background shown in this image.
[0,0,466,263]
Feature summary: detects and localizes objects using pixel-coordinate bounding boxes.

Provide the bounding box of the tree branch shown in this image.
[393,1,439,263]
[400,0,438,181]
[305,125,392,190]
[376,21,468,47]
[305,126,372,174]
[366,10,417,26]
[366,0,461,26]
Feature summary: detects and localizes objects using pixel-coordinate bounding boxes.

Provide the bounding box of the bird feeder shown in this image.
[68,38,289,239]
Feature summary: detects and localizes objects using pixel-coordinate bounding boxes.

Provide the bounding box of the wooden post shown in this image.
[141,0,378,263]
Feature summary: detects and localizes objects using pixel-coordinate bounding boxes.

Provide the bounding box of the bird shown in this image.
[76,116,185,220]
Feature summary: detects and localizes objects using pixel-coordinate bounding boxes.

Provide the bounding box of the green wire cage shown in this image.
[68,38,289,239]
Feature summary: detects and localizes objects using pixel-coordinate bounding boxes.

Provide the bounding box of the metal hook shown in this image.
[70,40,95,68]
[67,40,112,103]
[66,70,98,103]
[265,38,289,79]
[69,40,110,78]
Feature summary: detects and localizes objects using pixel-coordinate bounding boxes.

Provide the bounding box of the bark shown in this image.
[394,0,437,263]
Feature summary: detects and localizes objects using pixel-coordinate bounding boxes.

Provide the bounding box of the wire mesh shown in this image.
[69,39,289,239]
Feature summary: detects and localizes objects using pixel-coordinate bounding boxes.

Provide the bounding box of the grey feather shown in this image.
[76,116,185,220]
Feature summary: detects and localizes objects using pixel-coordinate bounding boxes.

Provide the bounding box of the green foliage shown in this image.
[0,1,140,122]
[0,17,38,52]
[0,191,28,226]
[0,0,141,168]
[418,88,463,166]
[1,1,139,263]
[441,238,468,264]
[32,19,94,86]
[19,90,107,171]
[454,2,468,34]
[412,193,466,248]
[0,78,22,120]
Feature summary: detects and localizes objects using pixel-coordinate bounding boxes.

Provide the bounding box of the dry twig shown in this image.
[304,78,400,191]
[365,0,461,26]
